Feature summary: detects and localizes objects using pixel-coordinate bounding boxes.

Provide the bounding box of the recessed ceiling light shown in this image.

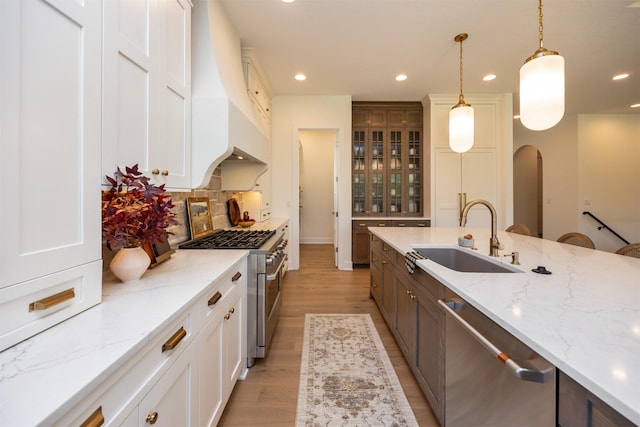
[294,74,306,81]
[631,103,640,108]
[513,114,521,119]
[613,73,629,80]
[483,74,497,81]
[282,0,295,3]
[395,74,407,81]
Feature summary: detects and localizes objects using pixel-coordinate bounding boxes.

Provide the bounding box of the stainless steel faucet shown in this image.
[459,199,503,257]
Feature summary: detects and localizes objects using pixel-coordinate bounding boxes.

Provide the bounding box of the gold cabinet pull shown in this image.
[79,406,104,427]
[224,307,236,320]
[152,169,160,175]
[161,170,168,176]
[146,411,159,424]
[232,271,242,282]
[161,327,186,353]
[208,291,222,306]
[29,288,75,312]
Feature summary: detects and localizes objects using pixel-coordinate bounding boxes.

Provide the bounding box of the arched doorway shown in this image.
[513,145,543,237]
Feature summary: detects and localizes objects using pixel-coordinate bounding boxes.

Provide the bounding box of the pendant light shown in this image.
[449,33,474,153]
[519,0,564,131]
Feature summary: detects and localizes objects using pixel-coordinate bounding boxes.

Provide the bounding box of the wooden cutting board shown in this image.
[228,198,241,226]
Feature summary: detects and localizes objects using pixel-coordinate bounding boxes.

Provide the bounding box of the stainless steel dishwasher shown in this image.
[439,292,556,427]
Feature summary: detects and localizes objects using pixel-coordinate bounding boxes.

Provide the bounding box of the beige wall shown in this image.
[514,114,639,250]
[577,115,640,251]
[299,130,335,244]
[271,96,352,270]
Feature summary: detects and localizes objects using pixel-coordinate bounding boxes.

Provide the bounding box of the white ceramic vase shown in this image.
[109,246,151,282]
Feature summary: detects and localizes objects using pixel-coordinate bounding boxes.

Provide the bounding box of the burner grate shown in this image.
[179,229,276,250]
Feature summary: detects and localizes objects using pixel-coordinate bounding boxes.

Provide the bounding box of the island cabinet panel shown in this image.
[558,371,635,427]
[371,238,445,425]
[369,233,396,327]
[393,264,445,425]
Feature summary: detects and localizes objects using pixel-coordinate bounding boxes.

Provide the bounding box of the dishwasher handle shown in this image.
[438,299,554,384]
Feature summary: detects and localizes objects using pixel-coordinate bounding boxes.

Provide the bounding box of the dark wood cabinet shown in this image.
[369,233,396,326]
[352,219,429,266]
[370,233,445,425]
[352,102,424,217]
[558,370,634,427]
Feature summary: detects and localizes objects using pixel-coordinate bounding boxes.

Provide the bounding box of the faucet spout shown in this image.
[459,199,503,257]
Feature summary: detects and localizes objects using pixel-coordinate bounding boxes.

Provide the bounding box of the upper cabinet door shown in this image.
[0,0,102,287]
[102,0,191,190]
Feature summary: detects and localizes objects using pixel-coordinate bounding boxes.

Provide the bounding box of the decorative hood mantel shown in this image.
[191,0,268,190]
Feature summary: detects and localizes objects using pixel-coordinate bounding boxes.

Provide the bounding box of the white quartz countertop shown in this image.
[370,226,640,424]
[0,249,248,427]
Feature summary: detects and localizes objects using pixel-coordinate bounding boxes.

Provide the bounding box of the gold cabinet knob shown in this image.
[146,411,159,424]
[161,170,169,176]
[151,169,160,175]
[224,313,231,320]
[229,307,235,314]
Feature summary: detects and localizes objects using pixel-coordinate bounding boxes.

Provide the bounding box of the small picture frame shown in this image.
[186,197,214,240]
[143,235,175,268]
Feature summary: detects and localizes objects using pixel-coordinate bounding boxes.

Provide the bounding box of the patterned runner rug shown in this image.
[296,314,418,426]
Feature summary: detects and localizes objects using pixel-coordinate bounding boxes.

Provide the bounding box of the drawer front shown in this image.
[202,263,246,324]
[0,260,102,352]
[353,219,392,230]
[56,307,197,426]
[392,219,431,227]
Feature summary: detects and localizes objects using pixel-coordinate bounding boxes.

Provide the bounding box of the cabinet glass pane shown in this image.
[390,130,401,172]
[408,172,420,213]
[372,173,384,214]
[390,173,402,214]
[353,130,365,172]
[353,173,365,213]
[408,130,420,171]
[371,130,384,171]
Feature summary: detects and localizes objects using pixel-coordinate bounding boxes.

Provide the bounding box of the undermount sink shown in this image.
[412,246,522,273]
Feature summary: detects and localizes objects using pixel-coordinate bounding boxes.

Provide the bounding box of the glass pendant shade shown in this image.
[519,52,565,131]
[449,105,474,153]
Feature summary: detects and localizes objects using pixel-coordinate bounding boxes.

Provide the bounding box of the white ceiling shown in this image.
[218,0,640,117]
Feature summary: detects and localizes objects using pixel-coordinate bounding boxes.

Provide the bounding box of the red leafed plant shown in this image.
[102,164,178,249]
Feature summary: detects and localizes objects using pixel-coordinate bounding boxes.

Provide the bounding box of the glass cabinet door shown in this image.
[407,130,421,214]
[389,130,402,214]
[353,130,366,214]
[370,130,385,215]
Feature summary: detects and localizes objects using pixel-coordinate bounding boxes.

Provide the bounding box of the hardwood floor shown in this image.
[218,244,439,426]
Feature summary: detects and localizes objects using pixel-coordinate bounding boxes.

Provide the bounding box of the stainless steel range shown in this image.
[180,229,287,367]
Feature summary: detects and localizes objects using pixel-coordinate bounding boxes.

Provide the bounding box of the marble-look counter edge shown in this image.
[369,226,640,424]
[0,249,248,427]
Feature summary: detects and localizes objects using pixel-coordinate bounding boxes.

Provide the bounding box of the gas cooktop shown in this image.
[179,229,276,250]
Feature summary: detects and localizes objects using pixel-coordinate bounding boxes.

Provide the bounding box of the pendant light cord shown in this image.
[459,38,464,102]
[538,0,544,49]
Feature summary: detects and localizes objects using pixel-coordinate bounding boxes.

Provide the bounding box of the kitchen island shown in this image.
[369,226,640,425]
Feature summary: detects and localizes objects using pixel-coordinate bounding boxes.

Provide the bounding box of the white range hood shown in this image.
[191,0,268,190]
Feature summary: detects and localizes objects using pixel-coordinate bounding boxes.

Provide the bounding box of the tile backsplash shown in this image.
[102,167,246,270]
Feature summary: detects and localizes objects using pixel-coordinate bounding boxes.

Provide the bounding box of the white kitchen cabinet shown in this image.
[102,0,192,190]
[429,94,513,229]
[243,57,272,136]
[433,148,497,227]
[199,267,246,427]
[0,0,102,351]
[136,340,199,427]
[55,258,247,427]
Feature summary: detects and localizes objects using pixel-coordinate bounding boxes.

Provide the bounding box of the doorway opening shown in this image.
[298,129,338,267]
[513,145,543,237]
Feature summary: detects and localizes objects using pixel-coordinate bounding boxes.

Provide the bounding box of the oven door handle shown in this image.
[438,299,554,384]
[266,256,286,281]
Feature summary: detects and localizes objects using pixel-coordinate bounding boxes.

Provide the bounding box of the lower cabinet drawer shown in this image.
[56,308,196,426]
[0,260,102,352]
